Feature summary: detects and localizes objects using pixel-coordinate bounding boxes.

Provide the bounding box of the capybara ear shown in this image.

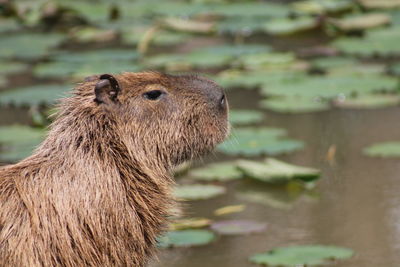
[94,74,121,104]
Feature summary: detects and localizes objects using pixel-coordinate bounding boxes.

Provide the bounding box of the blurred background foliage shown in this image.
[1,0,400,266]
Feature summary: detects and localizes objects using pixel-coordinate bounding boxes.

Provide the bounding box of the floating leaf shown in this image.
[0,125,45,162]
[263,17,319,35]
[363,142,400,157]
[173,184,226,200]
[218,127,304,156]
[189,162,243,182]
[329,13,391,32]
[334,94,400,109]
[359,0,400,9]
[0,19,21,33]
[210,2,290,18]
[170,218,211,230]
[249,245,354,266]
[237,190,294,210]
[229,110,264,125]
[261,97,330,113]
[214,204,246,216]
[292,0,354,14]
[33,49,141,79]
[145,45,270,70]
[237,158,320,183]
[0,61,28,75]
[311,57,385,75]
[157,230,215,248]
[0,33,64,60]
[0,84,71,107]
[211,220,266,235]
[390,62,400,75]
[333,26,400,56]
[240,52,297,70]
[260,74,398,99]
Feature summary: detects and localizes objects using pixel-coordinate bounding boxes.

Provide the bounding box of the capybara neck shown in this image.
[0,72,229,266]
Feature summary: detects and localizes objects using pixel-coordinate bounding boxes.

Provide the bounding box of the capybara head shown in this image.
[77,71,229,166]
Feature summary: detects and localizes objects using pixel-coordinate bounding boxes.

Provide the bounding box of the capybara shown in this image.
[0,72,229,266]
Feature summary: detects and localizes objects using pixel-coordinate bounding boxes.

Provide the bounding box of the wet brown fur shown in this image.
[0,72,228,267]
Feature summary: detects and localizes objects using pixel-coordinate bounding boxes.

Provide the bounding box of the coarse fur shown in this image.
[0,71,229,267]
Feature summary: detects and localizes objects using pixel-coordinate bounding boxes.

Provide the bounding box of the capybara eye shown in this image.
[143,90,164,101]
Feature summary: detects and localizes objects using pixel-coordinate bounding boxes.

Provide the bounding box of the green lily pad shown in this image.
[292,0,354,14]
[0,33,64,60]
[260,74,398,99]
[210,220,267,235]
[240,52,297,70]
[217,17,267,35]
[330,13,391,32]
[189,162,243,182]
[210,2,290,18]
[229,110,264,126]
[311,57,386,75]
[173,184,226,200]
[261,97,330,113]
[333,26,400,56]
[0,84,71,107]
[359,0,400,9]
[237,158,320,183]
[334,95,400,109]
[390,62,400,75]
[215,70,306,89]
[157,230,215,248]
[0,125,45,162]
[0,19,21,33]
[145,45,270,70]
[0,61,28,75]
[123,30,193,46]
[363,142,400,157]
[249,245,354,266]
[263,17,319,35]
[33,49,141,79]
[218,127,304,156]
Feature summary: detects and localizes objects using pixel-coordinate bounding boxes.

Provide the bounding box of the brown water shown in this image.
[147,91,400,267]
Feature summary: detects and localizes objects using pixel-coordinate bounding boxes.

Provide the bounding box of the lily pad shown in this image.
[173,184,226,200]
[170,218,211,230]
[359,0,400,9]
[329,13,391,32]
[0,61,28,75]
[145,45,270,70]
[189,162,243,182]
[229,110,264,126]
[263,17,319,35]
[260,97,330,113]
[249,245,354,266]
[0,84,71,107]
[0,33,64,60]
[211,220,266,235]
[260,74,398,99]
[237,158,320,183]
[33,49,141,79]
[333,26,400,56]
[214,204,246,216]
[0,125,45,162]
[334,94,400,109]
[311,57,386,75]
[292,0,354,14]
[363,142,400,157]
[218,127,304,156]
[157,230,215,248]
